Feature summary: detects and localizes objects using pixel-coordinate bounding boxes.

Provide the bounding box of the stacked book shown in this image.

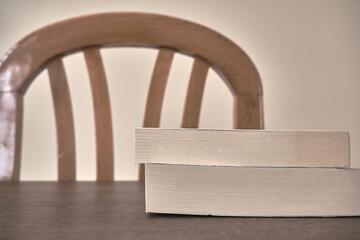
[135,128,360,217]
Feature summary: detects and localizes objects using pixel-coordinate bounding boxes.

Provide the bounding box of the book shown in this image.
[145,164,360,217]
[135,128,350,168]
[135,128,360,217]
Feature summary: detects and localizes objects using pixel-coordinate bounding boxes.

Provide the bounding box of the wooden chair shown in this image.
[0,12,263,181]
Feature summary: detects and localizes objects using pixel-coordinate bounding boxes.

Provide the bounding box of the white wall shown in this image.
[0,0,359,180]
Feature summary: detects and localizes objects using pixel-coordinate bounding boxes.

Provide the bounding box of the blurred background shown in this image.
[0,0,359,180]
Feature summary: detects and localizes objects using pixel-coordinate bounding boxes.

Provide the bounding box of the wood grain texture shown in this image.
[234,94,263,129]
[0,93,23,181]
[181,57,209,128]
[47,56,76,181]
[84,47,114,181]
[0,182,359,240]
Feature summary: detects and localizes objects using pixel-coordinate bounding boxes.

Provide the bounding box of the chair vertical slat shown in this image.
[0,93,23,181]
[234,94,264,129]
[143,48,175,127]
[140,48,175,180]
[181,57,209,128]
[83,46,114,181]
[47,56,76,181]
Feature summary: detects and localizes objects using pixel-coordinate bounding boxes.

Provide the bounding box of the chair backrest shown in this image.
[0,12,263,181]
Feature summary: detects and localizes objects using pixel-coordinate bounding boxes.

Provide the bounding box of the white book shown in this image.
[135,128,359,217]
[135,128,350,168]
[145,164,360,217]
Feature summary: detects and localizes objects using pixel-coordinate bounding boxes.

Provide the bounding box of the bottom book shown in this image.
[145,164,360,217]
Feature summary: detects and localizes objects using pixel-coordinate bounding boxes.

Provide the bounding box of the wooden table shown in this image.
[1,182,359,240]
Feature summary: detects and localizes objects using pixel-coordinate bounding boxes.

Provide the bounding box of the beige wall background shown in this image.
[1,0,359,180]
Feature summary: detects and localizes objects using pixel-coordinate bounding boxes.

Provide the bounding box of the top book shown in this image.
[135,128,350,168]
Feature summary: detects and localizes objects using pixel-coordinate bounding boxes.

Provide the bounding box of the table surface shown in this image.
[1,182,359,240]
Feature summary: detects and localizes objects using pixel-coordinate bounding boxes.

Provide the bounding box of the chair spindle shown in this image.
[84,46,114,181]
[48,56,76,181]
